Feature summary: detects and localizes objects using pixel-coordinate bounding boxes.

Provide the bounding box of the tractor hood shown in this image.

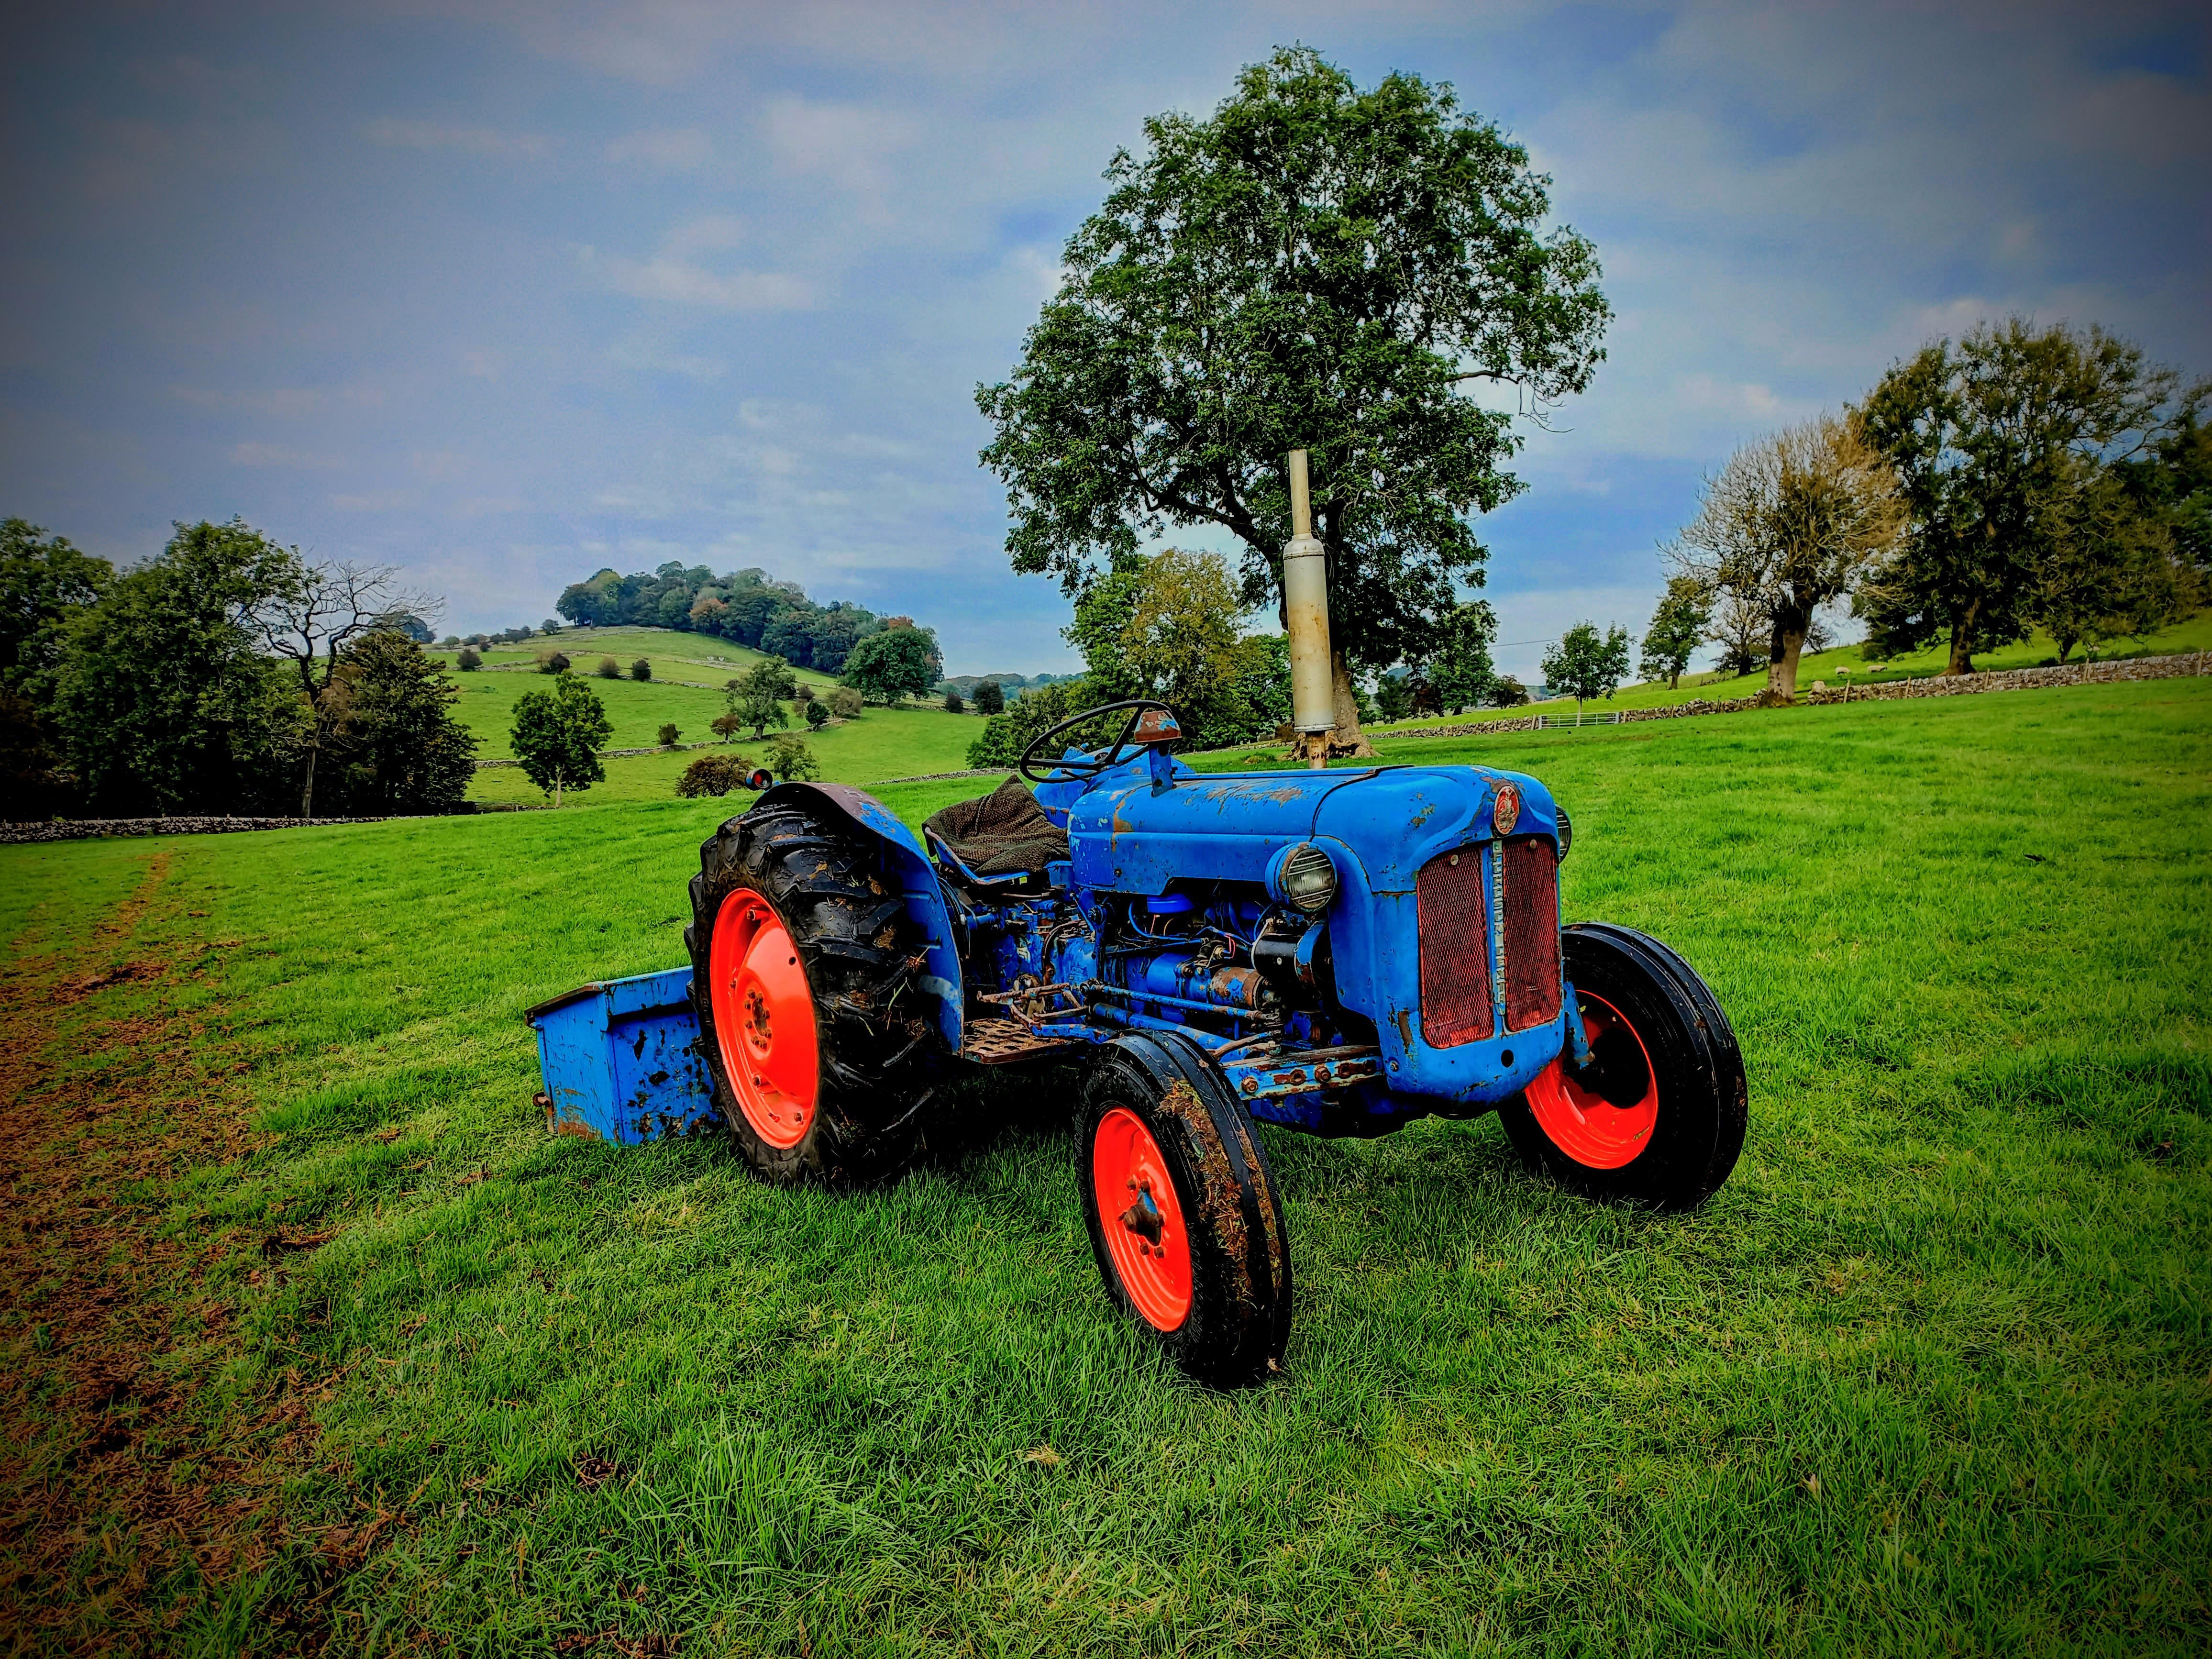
[1066,762,1559,896]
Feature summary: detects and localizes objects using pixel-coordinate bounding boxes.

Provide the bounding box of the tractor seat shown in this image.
[923,776,1069,886]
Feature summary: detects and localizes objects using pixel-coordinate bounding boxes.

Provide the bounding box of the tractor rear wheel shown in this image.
[686,798,938,1186]
[1498,923,1746,1210]
[1076,1034,1291,1386]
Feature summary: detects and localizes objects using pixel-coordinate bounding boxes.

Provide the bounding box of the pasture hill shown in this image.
[0,674,2206,1653]
[436,627,986,806]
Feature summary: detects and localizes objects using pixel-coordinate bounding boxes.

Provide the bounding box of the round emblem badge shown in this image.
[1492,781,1521,836]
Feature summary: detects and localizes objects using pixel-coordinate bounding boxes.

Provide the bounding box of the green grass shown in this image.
[4,679,2208,1652]
[1361,612,2212,730]
[464,627,846,689]
[464,705,988,805]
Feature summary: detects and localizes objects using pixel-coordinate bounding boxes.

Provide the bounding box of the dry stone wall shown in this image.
[1371,650,2211,742]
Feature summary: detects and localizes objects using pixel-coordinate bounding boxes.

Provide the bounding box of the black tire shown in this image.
[1497,922,1747,1209]
[1076,1033,1292,1386]
[686,798,939,1186]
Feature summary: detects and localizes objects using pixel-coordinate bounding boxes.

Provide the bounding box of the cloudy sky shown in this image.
[3,1,2205,681]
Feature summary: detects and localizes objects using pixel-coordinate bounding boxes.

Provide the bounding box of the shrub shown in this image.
[456,647,482,671]
[542,619,562,635]
[657,723,680,748]
[830,686,864,719]
[763,732,820,780]
[943,688,965,713]
[597,656,621,679]
[1488,676,1531,708]
[630,658,651,682]
[711,712,743,743]
[805,697,830,729]
[538,651,570,674]
[675,753,756,797]
[972,679,1004,716]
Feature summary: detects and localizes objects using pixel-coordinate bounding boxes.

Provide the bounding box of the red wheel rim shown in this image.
[1092,1106,1192,1331]
[1523,992,1659,1170]
[708,891,818,1149]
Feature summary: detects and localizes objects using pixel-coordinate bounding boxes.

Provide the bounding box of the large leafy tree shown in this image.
[726,657,797,737]
[2,519,112,704]
[976,46,1609,752]
[1065,548,1285,747]
[841,625,940,705]
[509,672,611,807]
[1856,318,2204,675]
[1540,621,1631,713]
[318,631,480,814]
[51,520,301,816]
[251,555,442,816]
[1425,600,1499,713]
[1639,575,1709,692]
[1665,414,1903,700]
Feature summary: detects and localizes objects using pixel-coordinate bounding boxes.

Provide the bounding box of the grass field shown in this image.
[461,628,847,691]
[463,704,986,804]
[1360,612,2212,731]
[2,680,2207,1654]
[436,625,989,792]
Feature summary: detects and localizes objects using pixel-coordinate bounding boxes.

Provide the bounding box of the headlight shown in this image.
[1555,807,1572,863]
[1267,841,1338,913]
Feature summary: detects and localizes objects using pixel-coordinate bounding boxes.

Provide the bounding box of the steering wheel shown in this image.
[1018,699,1176,783]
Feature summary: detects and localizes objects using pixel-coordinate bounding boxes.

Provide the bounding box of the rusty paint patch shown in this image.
[1394,1007,1415,1047]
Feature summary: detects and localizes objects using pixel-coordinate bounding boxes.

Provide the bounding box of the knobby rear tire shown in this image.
[686,799,939,1186]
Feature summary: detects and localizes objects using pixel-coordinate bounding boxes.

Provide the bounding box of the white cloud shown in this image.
[606,127,713,169]
[364,119,551,157]
[589,217,813,310]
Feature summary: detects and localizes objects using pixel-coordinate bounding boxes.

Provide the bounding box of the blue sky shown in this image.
[3,1,2205,681]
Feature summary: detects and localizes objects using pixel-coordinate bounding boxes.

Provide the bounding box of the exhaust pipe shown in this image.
[1283,449,1333,767]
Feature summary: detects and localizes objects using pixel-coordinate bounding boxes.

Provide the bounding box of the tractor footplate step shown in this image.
[960,1018,1086,1066]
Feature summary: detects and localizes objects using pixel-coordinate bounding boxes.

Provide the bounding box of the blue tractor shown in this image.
[685,694,1746,1385]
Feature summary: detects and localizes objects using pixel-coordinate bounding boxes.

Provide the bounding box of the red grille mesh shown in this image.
[1501,835,1563,1032]
[1416,850,1492,1047]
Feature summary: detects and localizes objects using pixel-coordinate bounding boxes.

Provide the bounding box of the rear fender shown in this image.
[755,782,963,1052]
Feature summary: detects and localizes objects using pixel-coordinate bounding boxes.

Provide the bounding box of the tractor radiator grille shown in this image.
[1416,849,1493,1047]
[1500,835,1563,1032]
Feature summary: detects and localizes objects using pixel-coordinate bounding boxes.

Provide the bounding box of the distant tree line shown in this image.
[553,561,943,680]
[3,516,478,820]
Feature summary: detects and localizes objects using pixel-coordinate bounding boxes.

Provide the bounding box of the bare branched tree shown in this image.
[253,560,443,816]
[1666,414,1904,700]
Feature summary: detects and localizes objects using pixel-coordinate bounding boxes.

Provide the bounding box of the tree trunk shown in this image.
[1945,604,1978,676]
[554,774,563,808]
[1328,647,1376,758]
[2054,630,2076,664]
[1771,627,1809,702]
[300,741,318,818]
[1669,670,1681,691]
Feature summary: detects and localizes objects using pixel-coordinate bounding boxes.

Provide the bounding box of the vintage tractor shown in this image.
[665,456,1746,1385]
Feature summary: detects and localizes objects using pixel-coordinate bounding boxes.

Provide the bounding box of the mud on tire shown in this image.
[686,796,940,1185]
[1498,922,1747,1210]
[1077,1032,1292,1387]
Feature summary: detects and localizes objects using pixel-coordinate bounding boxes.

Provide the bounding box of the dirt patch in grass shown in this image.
[0,853,343,1653]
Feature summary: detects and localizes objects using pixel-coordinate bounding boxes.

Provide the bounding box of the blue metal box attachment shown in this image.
[525,966,719,1144]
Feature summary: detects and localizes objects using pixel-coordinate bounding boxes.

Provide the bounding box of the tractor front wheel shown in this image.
[1498,922,1746,1210]
[686,798,938,1186]
[1076,1034,1291,1386]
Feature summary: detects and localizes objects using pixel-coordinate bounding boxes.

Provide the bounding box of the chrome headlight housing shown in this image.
[1266,841,1338,914]
[1555,807,1573,863]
